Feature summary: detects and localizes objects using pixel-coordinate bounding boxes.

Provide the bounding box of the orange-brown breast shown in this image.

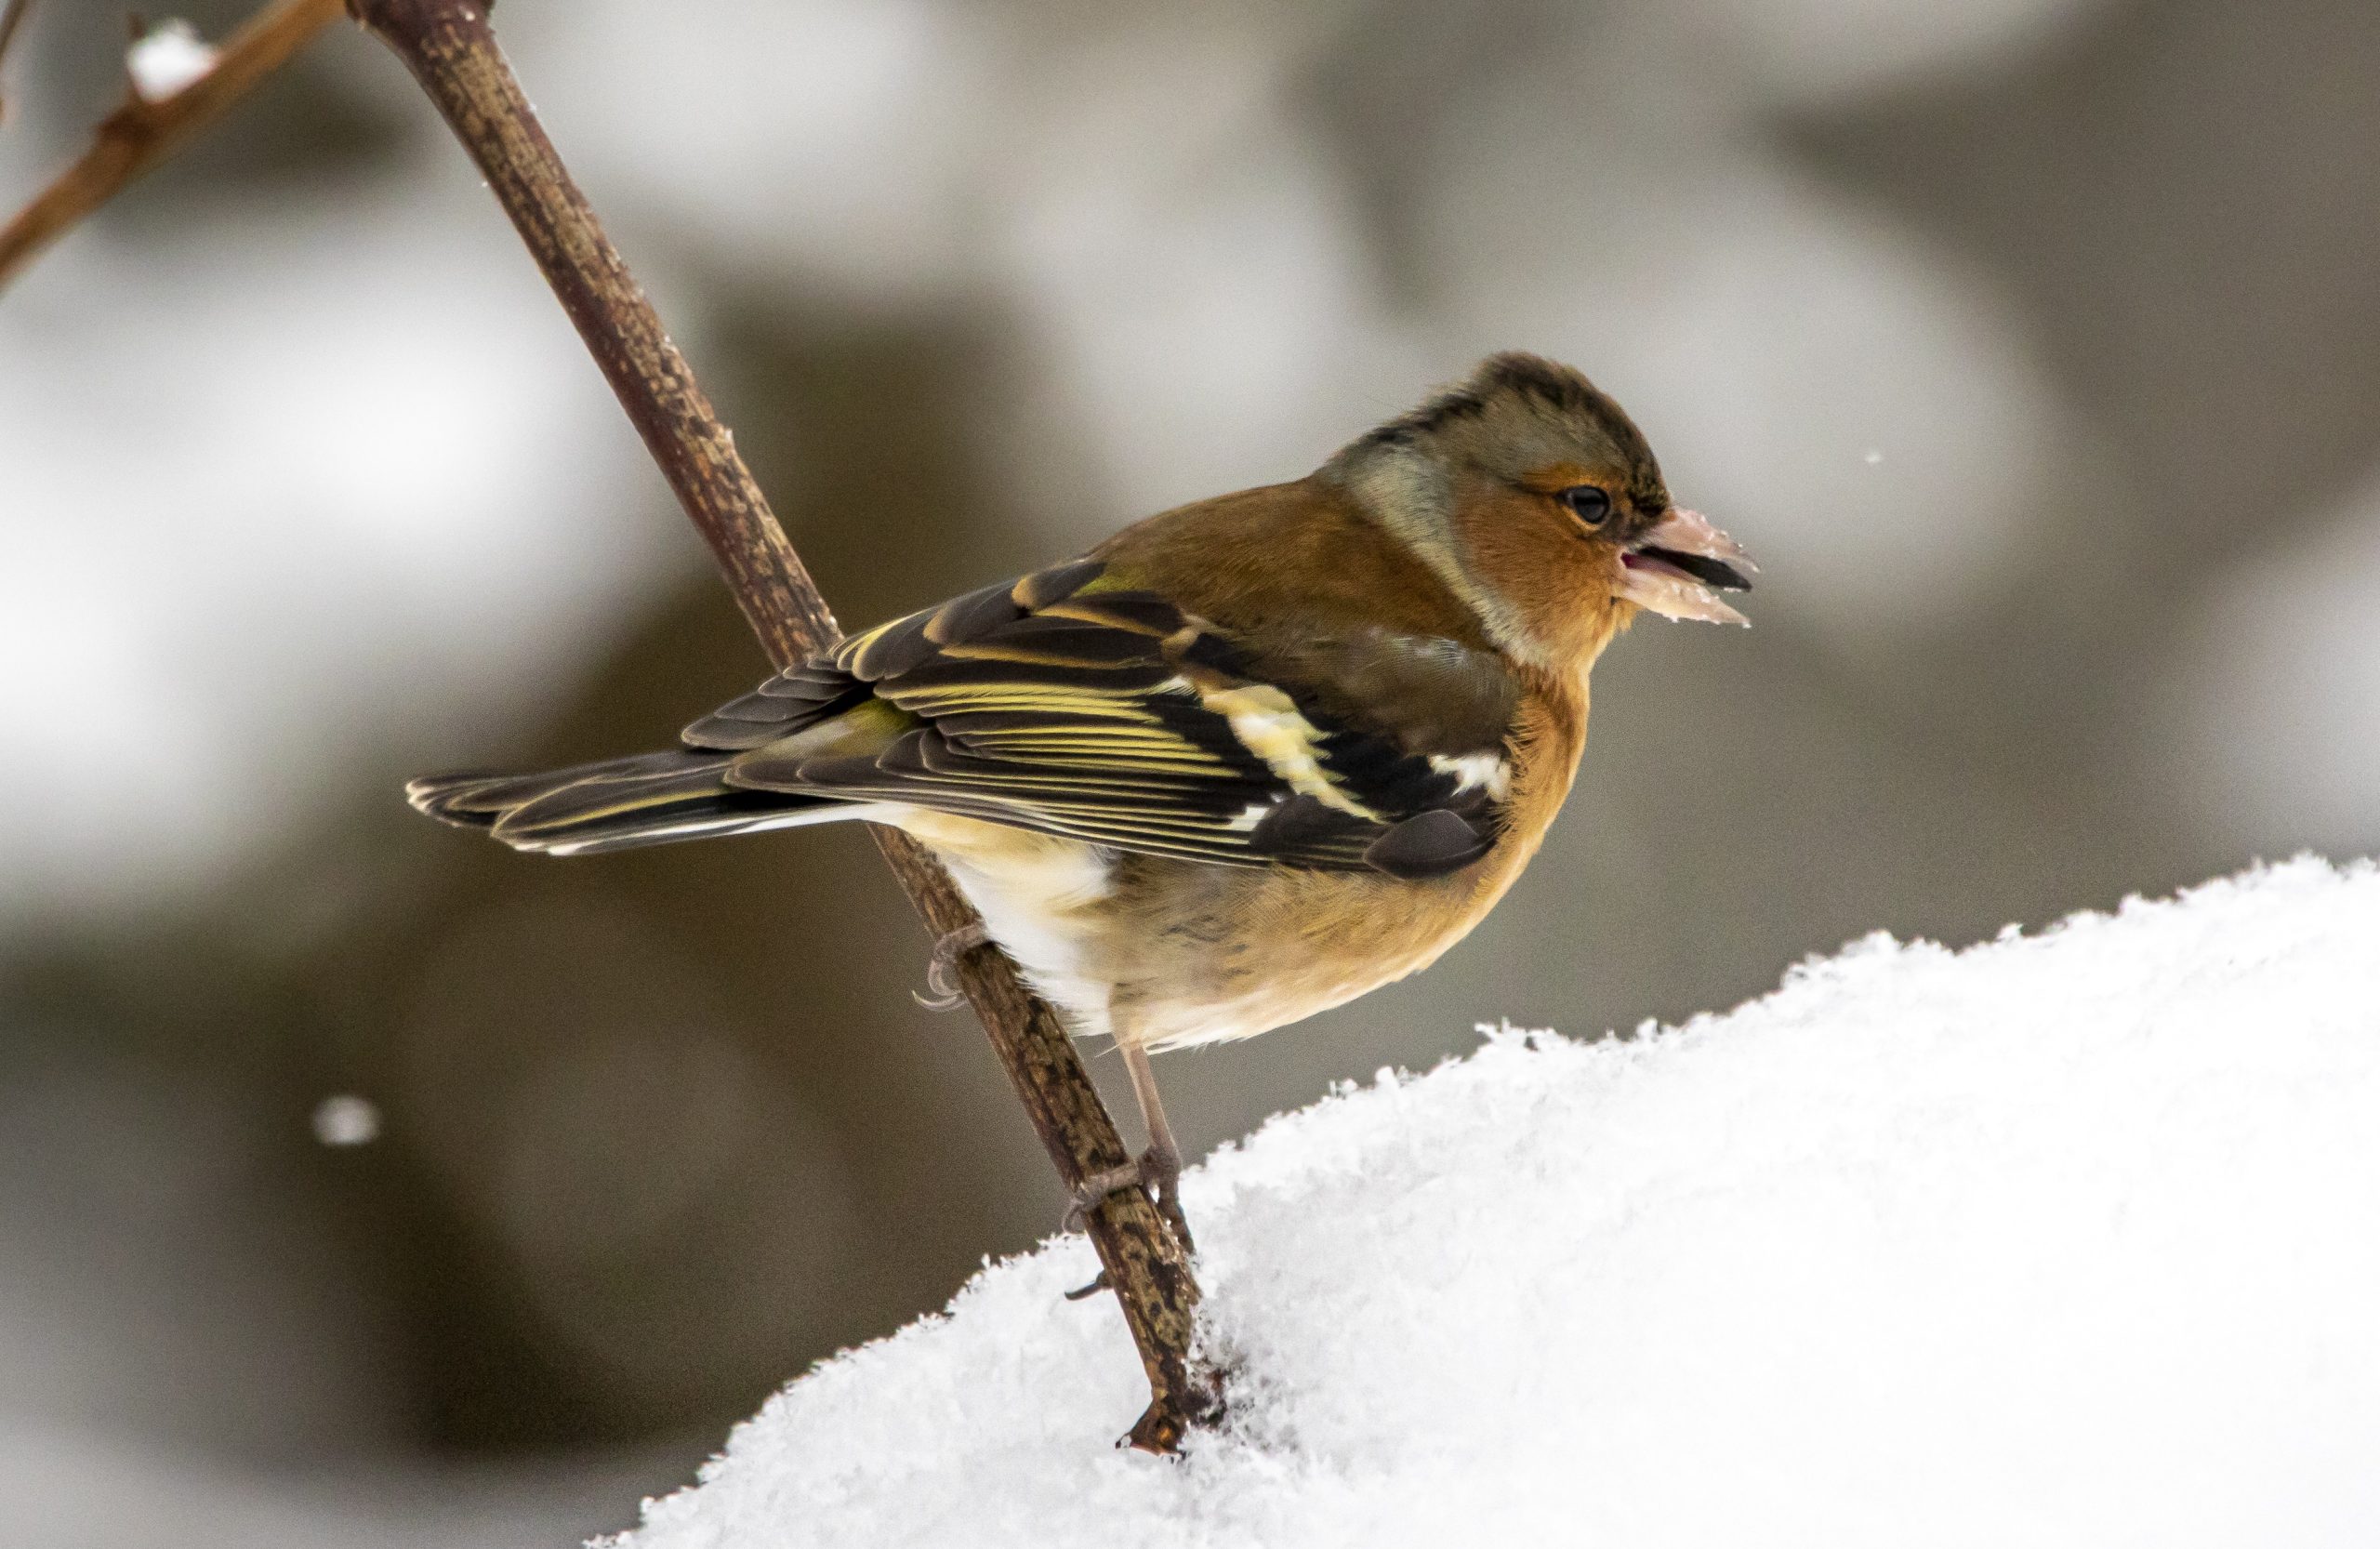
[914,474,1610,1053]
[1097,665,1589,1052]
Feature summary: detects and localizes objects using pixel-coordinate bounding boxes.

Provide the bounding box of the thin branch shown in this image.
[345,0,1217,1451]
[0,0,343,292]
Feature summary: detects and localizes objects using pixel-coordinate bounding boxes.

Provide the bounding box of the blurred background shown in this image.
[4,0,2376,1542]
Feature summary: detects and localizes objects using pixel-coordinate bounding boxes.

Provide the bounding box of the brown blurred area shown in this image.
[4,0,2377,1542]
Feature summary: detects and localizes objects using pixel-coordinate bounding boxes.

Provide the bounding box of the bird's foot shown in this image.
[1066,1143,1184,1233]
[912,921,991,1011]
[1061,1141,1193,1298]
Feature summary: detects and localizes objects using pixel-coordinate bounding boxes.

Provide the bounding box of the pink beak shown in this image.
[1617,508,1755,627]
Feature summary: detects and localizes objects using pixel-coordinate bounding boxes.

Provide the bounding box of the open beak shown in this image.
[1618,508,1755,627]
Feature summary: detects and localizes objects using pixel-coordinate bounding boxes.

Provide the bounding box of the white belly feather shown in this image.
[892,806,1119,1042]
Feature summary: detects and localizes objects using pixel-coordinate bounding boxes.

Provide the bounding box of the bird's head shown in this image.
[1327,351,1753,671]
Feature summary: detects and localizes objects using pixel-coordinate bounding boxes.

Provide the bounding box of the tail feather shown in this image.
[407,750,859,856]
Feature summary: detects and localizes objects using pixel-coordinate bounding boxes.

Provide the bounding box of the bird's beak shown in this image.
[1618,508,1755,627]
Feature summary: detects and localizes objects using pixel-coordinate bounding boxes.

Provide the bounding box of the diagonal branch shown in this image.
[0,0,345,291]
[344,0,1217,1451]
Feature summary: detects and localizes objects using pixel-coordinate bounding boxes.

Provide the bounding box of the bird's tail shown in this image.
[406,749,860,856]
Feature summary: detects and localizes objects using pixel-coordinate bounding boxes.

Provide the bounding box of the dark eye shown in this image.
[1560,486,1612,527]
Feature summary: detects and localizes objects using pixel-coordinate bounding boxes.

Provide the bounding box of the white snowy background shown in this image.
[3,0,2377,1543]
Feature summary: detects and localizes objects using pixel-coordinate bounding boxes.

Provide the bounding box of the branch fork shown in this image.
[0,0,346,288]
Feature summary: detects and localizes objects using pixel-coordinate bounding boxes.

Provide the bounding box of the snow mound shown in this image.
[616,859,2380,1548]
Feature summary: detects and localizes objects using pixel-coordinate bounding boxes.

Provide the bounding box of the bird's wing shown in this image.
[679,559,1519,876]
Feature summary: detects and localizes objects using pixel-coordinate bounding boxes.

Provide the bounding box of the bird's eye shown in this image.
[1560,486,1612,527]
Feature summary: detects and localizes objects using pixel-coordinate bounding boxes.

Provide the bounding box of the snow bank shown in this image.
[615,859,2380,1548]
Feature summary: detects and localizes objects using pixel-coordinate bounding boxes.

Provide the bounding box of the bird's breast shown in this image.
[893,676,1588,1054]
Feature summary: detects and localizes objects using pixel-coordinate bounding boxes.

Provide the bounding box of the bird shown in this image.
[407,351,1752,1241]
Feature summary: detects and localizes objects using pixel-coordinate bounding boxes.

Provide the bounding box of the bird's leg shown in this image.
[1067,1036,1194,1255]
[912,920,991,1011]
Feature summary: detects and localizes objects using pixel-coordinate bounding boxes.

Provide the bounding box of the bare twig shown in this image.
[0,0,343,291]
[346,0,1216,1450]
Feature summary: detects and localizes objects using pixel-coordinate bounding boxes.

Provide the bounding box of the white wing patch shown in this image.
[1223,800,1276,833]
[1428,750,1511,801]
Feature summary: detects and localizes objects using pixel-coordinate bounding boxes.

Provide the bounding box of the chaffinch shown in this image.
[410,351,1752,1225]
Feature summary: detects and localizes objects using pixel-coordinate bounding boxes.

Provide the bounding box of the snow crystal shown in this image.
[615,858,2380,1548]
[126,20,218,103]
[311,1096,380,1147]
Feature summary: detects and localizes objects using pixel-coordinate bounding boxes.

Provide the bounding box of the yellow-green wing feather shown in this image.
[684,560,1514,876]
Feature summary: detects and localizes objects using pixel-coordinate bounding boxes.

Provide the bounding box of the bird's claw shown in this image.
[1064,1148,1180,1230]
[912,921,991,1011]
[1060,1143,1194,1299]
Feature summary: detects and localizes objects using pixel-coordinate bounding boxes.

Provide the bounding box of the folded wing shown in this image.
[690,558,1519,878]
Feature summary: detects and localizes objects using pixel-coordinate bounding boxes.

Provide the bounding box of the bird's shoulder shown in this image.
[1092,475,1489,653]
[1093,476,1522,748]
